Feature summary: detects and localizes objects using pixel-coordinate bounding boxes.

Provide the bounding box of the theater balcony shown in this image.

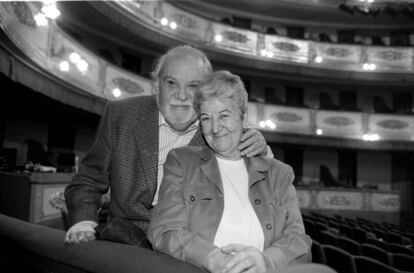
[0,1,413,272]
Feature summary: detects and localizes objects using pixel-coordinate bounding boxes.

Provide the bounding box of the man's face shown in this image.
[157,55,207,132]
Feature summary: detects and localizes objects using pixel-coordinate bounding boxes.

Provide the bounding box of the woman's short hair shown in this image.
[150,45,212,86]
[194,70,248,117]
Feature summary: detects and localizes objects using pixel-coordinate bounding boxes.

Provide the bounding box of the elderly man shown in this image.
[64,45,269,244]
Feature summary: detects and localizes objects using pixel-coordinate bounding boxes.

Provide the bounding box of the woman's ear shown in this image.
[242,112,248,128]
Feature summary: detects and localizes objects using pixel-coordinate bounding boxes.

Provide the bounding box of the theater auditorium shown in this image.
[0,1,413,272]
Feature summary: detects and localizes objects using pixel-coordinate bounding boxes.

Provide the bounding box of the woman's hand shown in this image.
[239,129,267,157]
[221,244,269,273]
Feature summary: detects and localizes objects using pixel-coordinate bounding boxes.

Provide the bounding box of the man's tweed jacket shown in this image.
[64,96,205,233]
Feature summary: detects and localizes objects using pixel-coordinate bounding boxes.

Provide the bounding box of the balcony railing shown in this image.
[115,1,414,74]
[0,2,413,144]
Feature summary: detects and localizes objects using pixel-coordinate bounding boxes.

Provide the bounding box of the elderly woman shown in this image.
[148,71,311,273]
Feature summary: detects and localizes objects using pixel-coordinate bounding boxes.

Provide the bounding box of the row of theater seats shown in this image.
[304,212,414,272]
[303,212,414,247]
[312,241,414,273]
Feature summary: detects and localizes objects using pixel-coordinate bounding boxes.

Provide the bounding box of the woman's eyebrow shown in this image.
[188,80,201,84]
[162,76,176,81]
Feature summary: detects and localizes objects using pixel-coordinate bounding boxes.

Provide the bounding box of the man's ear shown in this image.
[151,80,159,96]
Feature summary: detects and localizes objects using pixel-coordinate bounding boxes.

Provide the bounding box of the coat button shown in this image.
[255,199,261,205]
[266,223,272,230]
[190,195,196,202]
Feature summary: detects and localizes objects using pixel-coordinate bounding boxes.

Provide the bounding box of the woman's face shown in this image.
[199,96,246,159]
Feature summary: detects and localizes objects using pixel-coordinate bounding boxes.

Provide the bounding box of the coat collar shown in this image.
[198,146,271,191]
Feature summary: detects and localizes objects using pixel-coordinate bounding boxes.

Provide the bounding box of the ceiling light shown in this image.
[214,34,223,42]
[59,61,69,72]
[169,21,177,29]
[315,56,323,63]
[260,49,267,56]
[69,52,81,63]
[316,129,323,135]
[266,51,274,58]
[41,4,60,20]
[112,88,122,98]
[259,120,266,128]
[362,133,380,141]
[160,17,168,26]
[76,59,88,72]
[265,119,276,129]
[34,13,48,26]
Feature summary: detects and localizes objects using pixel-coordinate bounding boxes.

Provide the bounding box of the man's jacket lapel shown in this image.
[134,97,159,198]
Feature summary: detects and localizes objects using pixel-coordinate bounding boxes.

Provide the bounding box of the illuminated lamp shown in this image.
[76,59,89,72]
[34,13,48,26]
[214,34,223,42]
[41,4,61,20]
[59,61,69,72]
[112,88,122,98]
[315,56,323,63]
[169,21,177,30]
[69,52,81,64]
[160,17,168,26]
[259,121,266,128]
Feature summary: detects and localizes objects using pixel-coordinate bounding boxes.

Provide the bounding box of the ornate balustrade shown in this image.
[297,186,401,223]
[115,1,414,74]
[248,103,414,142]
[0,2,413,144]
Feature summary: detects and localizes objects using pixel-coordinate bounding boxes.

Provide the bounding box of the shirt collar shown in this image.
[159,112,199,134]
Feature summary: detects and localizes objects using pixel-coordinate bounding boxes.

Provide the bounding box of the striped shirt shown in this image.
[153,112,199,205]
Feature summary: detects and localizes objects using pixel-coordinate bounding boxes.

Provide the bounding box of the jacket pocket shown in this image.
[183,185,215,205]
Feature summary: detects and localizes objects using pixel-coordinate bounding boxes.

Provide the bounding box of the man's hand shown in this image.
[239,129,267,157]
[221,244,269,273]
[203,248,232,273]
[64,221,97,244]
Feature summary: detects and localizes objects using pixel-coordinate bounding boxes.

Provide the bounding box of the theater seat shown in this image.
[390,253,414,272]
[360,243,391,265]
[337,236,361,255]
[322,245,356,273]
[366,238,389,251]
[320,230,338,246]
[304,218,319,241]
[338,223,353,238]
[311,239,326,264]
[352,227,368,243]
[388,243,414,256]
[278,263,337,273]
[353,255,397,273]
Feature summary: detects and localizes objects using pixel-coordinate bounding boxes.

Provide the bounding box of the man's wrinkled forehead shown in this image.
[161,53,209,78]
